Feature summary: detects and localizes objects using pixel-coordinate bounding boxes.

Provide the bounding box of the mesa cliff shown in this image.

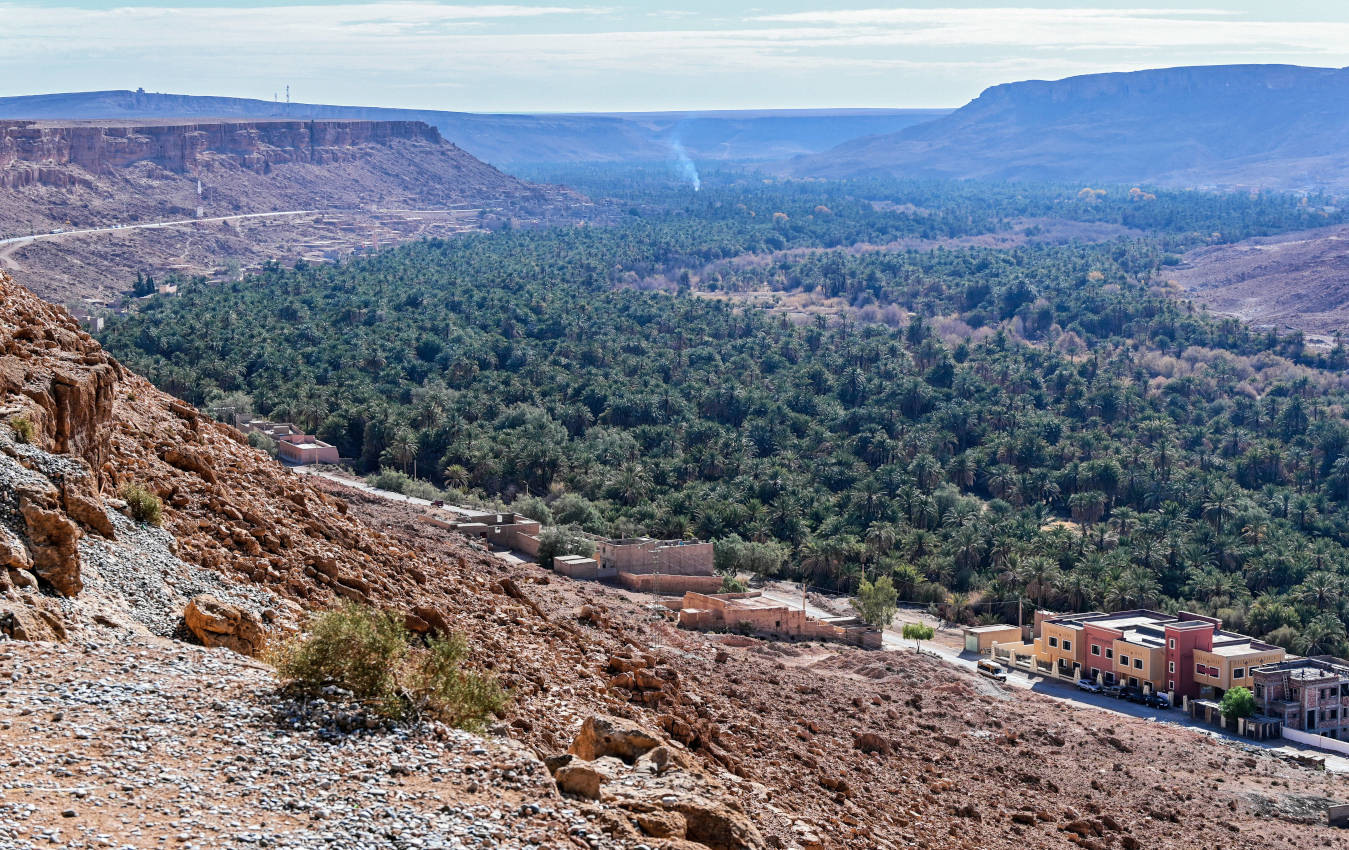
[0,119,445,189]
[0,118,586,302]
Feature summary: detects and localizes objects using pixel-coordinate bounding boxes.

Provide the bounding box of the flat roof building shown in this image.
[994,608,1284,700]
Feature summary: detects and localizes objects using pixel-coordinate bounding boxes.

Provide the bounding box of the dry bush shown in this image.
[119,483,163,526]
[275,603,507,727]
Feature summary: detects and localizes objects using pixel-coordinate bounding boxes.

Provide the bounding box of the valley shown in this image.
[9,46,1349,850]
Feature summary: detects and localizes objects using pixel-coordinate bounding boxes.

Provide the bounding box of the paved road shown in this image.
[878,624,1349,771]
[0,209,321,248]
[290,466,432,506]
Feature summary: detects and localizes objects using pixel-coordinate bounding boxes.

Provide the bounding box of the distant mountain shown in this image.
[787,64,1349,191]
[0,91,947,167]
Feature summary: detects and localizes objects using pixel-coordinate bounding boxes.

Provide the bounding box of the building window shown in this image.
[1091,644,1101,656]
[1120,654,1131,667]
[1169,638,1176,650]
[1169,661,1175,674]
[1091,666,1099,678]
[1232,667,1245,680]
[1105,648,1113,659]
[1062,640,1072,652]
[1196,663,1205,675]
[1048,636,1058,648]
[1134,658,1144,670]
[1168,680,1175,691]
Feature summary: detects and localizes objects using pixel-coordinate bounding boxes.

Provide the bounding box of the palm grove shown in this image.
[102,177,1349,656]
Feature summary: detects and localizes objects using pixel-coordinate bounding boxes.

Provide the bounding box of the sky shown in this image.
[5,1,1349,112]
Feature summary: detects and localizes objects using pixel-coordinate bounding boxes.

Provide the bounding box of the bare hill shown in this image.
[4,271,1349,848]
[1168,223,1349,337]
[787,64,1349,191]
[0,119,583,301]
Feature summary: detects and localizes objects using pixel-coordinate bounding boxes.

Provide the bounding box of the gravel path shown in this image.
[0,636,635,850]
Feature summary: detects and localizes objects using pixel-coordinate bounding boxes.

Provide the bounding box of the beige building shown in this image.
[678,591,881,649]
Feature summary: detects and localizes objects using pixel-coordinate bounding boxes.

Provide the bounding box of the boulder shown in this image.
[554,763,604,800]
[62,481,114,538]
[668,799,767,850]
[184,594,266,656]
[569,715,664,764]
[19,491,82,596]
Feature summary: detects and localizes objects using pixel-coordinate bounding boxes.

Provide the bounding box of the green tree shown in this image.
[902,621,935,652]
[536,526,595,567]
[1220,686,1255,721]
[854,575,898,628]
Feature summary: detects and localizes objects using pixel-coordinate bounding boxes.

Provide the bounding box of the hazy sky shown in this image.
[6,1,1349,112]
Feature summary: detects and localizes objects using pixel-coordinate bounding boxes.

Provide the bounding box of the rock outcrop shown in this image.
[0,272,475,645]
[183,593,266,656]
[0,119,445,188]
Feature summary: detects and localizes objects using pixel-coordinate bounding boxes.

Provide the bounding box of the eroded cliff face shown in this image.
[0,119,447,188]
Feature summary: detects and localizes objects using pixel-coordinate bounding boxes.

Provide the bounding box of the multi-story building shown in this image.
[995,608,1284,700]
[1252,657,1349,740]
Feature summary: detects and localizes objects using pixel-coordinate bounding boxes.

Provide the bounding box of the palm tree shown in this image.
[1015,556,1060,609]
[1295,571,1342,612]
[1296,614,1349,657]
[865,522,897,560]
[442,463,469,491]
[387,429,417,475]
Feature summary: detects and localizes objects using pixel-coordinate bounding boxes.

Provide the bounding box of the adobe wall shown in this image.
[618,572,723,595]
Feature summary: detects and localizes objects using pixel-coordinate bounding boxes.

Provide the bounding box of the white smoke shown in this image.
[671,138,700,191]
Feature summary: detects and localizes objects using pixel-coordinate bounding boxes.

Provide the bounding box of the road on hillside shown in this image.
[290,466,433,507]
[0,209,323,248]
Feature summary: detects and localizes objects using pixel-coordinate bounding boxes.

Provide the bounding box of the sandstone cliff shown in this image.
[0,119,445,189]
[0,118,586,303]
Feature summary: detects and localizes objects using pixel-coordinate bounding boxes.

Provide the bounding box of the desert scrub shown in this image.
[9,415,34,444]
[274,603,507,727]
[119,483,163,526]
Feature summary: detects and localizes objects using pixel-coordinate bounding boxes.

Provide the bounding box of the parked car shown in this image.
[1101,684,1123,698]
[976,659,1007,682]
[1119,686,1146,703]
[1076,678,1103,694]
[1143,693,1171,709]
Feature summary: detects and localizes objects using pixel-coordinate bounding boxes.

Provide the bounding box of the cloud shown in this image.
[3,2,1349,110]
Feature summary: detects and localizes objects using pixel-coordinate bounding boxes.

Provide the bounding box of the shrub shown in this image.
[9,415,34,444]
[247,431,279,458]
[120,483,163,526]
[1220,686,1255,720]
[275,603,407,717]
[721,576,747,593]
[409,632,509,730]
[275,603,507,727]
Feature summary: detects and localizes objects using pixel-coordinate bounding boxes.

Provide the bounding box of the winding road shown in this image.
[0,209,322,248]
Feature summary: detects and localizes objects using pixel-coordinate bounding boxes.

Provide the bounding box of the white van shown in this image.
[976,659,1007,682]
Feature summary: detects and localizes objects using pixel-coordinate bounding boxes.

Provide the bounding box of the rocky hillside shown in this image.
[787,64,1349,190]
[4,271,1349,849]
[0,119,584,302]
